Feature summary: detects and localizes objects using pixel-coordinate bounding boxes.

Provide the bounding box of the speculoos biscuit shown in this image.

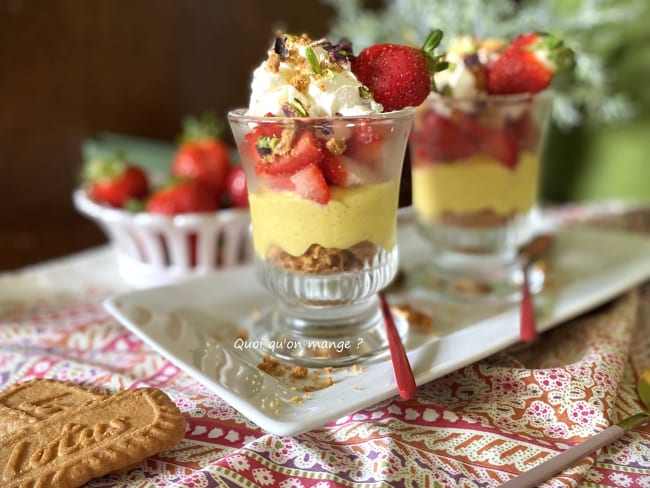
[0,385,186,488]
[0,379,104,435]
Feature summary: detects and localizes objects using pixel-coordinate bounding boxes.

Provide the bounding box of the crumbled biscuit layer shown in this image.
[267,241,380,274]
[438,209,516,228]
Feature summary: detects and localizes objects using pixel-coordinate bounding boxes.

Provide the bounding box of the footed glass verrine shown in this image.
[228,108,413,366]
[408,92,552,302]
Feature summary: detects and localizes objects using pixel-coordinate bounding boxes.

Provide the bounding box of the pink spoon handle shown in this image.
[520,263,537,343]
[379,294,417,400]
[501,425,625,488]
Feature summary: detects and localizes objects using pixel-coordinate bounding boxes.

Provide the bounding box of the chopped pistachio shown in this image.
[290,98,308,117]
[305,46,322,74]
[255,135,280,157]
[358,86,372,100]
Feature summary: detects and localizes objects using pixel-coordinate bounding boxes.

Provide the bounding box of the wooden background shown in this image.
[0,0,339,270]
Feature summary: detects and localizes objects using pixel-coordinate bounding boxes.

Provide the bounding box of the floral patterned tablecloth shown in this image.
[1,202,649,488]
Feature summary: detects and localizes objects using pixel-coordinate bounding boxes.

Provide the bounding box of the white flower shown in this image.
[279,478,305,488]
[252,468,275,486]
[227,454,250,472]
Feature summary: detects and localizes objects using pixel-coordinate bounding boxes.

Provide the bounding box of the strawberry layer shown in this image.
[411,152,539,221]
[249,181,400,258]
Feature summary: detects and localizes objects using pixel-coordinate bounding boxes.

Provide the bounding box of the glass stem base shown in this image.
[251,295,407,367]
[408,251,545,304]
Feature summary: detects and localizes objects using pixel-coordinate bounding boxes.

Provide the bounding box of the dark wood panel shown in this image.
[0,0,336,270]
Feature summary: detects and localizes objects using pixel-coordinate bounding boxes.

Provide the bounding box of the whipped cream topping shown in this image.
[434,36,504,98]
[247,34,383,117]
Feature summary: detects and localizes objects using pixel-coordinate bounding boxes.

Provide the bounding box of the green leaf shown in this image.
[179,111,225,144]
[81,152,127,182]
[422,29,444,54]
[124,198,146,213]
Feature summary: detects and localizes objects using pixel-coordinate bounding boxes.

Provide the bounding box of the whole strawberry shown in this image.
[487,32,573,94]
[172,112,232,195]
[352,29,447,112]
[146,179,219,216]
[82,153,149,208]
[147,179,219,267]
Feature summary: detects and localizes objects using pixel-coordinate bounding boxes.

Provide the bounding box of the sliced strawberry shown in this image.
[417,110,478,162]
[506,111,539,152]
[344,125,384,163]
[264,174,295,192]
[245,125,282,164]
[481,129,518,169]
[289,163,331,205]
[455,111,486,140]
[320,151,349,186]
[350,124,379,144]
[255,131,324,176]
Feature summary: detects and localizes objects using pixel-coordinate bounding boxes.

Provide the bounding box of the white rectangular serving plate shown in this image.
[105,225,650,435]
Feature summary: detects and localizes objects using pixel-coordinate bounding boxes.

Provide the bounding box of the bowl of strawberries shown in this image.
[74,114,252,288]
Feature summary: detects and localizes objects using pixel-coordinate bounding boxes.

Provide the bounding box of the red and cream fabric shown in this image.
[1,203,649,487]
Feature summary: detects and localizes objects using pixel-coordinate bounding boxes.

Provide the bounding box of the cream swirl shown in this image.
[247,34,382,117]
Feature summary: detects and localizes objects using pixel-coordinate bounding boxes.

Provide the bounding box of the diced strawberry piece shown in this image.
[320,151,349,186]
[417,110,479,162]
[264,174,295,192]
[506,112,539,152]
[245,125,282,164]
[345,125,384,163]
[455,111,486,140]
[350,124,378,144]
[255,131,324,176]
[289,163,331,205]
[481,129,519,169]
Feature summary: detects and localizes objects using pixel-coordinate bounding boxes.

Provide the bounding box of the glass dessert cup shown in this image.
[228,108,414,366]
[408,92,552,303]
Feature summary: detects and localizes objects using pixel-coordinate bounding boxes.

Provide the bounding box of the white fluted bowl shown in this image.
[73,188,253,288]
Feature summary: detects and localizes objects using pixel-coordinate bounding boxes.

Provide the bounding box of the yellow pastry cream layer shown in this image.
[249,181,400,258]
[411,152,540,221]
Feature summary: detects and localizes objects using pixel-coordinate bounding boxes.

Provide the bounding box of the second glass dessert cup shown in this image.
[408,92,552,303]
[228,108,414,366]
